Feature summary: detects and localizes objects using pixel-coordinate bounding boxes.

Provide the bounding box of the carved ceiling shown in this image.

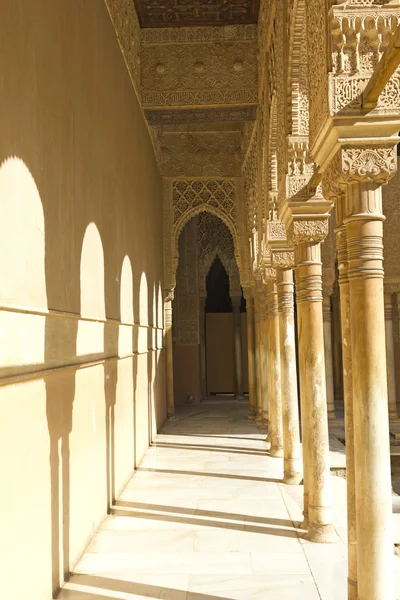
[133,0,260,28]
[140,23,258,175]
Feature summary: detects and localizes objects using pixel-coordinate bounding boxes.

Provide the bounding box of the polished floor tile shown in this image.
[57,400,400,600]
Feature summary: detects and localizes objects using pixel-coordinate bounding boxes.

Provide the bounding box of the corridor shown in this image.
[58,401,349,600]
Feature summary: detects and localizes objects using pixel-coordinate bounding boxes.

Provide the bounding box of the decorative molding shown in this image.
[155,130,242,177]
[272,251,295,270]
[290,219,329,245]
[341,145,398,182]
[141,25,258,44]
[104,0,141,99]
[134,1,260,28]
[141,35,258,109]
[145,106,257,126]
[171,180,239,278]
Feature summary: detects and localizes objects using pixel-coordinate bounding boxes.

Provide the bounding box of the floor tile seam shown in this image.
[276,482,323,599]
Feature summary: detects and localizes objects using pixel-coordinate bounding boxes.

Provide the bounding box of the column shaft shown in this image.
[385,292,398,420]
[258,293,268,425]
[199,296,207,402]
[323,291,336,420]
[296,241,336,542]
[253,296,262,421]
[267,281,283,457]
[245,295,257,419]
[164,298,175,419]
[277,269,302,483]
[232,297,244,400]
[345,181,394,599]
[336,225,357,599]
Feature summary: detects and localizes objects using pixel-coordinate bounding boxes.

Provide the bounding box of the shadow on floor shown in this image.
[151,441,269,457]
[137,467,281,484]
[59,573,235,600]
[111,500,302,537]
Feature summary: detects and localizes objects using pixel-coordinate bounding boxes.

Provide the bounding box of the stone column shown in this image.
[323,287,337,421]
[232,296,244,400]
[295,234,336,543]
[199,295,207,402]
[253,294,262,421]
[275,263,302,483]
[164,290,175,419]
[258,289,269,426]
[266,274,284,457]
[244,289,257,419]
[384,288,398,421]
[343,174,394,599]
[335,220,358,600]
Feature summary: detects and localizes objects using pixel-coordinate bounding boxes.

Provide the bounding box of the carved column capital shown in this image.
[272,250,296,270]
[289,218,330,245]
[324,145,398,199]
[263,266,277,282]
[164,288,175,304]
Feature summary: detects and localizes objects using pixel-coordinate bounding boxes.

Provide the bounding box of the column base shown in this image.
[348,578,358,600]
[167,413,176,421]
[303,522,339,544]
[283,471,303,485]
[270,445,284,458]
[300,516,309,531]
[248,412,256,421]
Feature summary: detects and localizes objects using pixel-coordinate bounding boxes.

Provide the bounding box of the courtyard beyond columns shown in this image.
[56,400,400,600]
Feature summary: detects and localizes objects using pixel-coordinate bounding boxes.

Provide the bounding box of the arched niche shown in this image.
[0,157,47,308]
[120,255,134,324]
[80,222,105,320]
[139,272,149,327]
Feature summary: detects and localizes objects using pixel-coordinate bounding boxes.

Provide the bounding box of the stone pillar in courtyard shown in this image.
[273,252,302,484]
[199,294,207,402]
[231,295,244,400]
[384,286,399,421]
[243,287,257,419]
[334,201,358,600]
[164,288,175,419]
[265,268,283,457]
[292,221,337,543]
[257,286,268,426]
[322,285,337,421]
[332,145,396,599]
[253,293,262,421]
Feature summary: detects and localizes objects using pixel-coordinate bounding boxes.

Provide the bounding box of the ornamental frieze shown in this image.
[134,0,260,28]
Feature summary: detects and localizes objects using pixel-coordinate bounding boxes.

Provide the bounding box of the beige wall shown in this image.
[0,2,165,599]
[173,344,202,403]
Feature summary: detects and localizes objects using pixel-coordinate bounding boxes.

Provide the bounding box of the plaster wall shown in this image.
[0,2,165,599]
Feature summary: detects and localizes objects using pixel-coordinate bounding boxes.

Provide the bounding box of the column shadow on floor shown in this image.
[111,500,302,537]
[137,467,281,484]
[152,441,269,456]
[60,573,233,600]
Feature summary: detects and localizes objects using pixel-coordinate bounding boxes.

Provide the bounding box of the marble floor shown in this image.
[58,400,399,600]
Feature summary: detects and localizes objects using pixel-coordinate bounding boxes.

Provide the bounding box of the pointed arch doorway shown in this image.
[172,212,248,404]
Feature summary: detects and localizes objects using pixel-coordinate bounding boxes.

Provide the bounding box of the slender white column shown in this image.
[345,180,394,599]
[253,295,262,421]
[266,279,283,457]
[244,291,257,419]
[295,240,336,543]
[232,296,244,400]
[258,291,269,425]
[164,291,175,419]
[384,290,398,421]
[199,295,207,402]
[323,288,336,421]
[276,268,302,483]
[336,222,357,600]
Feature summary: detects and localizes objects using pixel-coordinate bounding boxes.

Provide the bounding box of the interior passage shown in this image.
[58,401,350,600]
